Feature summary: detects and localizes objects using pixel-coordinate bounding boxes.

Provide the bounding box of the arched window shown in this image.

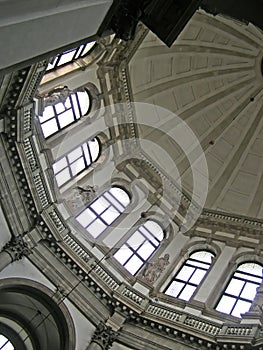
[39,90,91,138]
[53,137,100,187]
[216,262,263,318]
[46,41,96,71]
[114,220,164,275]
[164,250,215,301]
[76,186,130,238]
[0,334,14,350]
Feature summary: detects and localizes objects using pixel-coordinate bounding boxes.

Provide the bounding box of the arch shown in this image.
[0,278,75,350]
[0,323,26,350]
[215,261,263,318]
[114,220,165,275]
[53,136,101,187]
[164,250,215,301]
[76,186,131,238]
[38,89,91,138]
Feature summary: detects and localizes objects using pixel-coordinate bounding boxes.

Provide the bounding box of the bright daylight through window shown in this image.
[53,138,100,187]
[76,187,130,238]
[39,90,90,138]
[46,41,96,71]
[114,220,164,275]
[164,251,215,301]
[216,262,263,318]
[0,335,14,350]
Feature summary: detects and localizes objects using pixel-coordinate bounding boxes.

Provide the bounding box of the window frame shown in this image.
[39,88,92,139]
[46,42,97,72]
[53,137,101,188]
[164,250,215,302]
[215,261,263,318]
[113,219,165,276]
[76,186,131,239]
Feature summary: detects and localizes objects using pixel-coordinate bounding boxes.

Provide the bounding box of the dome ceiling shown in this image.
[129,10,263,219]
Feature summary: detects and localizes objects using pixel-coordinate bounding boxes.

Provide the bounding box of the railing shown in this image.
[147,304,181,322]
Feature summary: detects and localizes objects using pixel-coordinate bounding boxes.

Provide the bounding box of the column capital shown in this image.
[91,322,117,350]
[3,235,31,262]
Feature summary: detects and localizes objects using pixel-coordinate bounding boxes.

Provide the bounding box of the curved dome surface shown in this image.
[129,10,263,219]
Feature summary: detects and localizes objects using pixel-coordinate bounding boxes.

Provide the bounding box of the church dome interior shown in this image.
[0,1,263,349]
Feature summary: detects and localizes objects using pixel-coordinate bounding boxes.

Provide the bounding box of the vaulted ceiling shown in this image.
[129,10,263,219]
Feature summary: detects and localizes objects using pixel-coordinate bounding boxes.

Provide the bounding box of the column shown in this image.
[85,322,117,350]
[0,235,31,272]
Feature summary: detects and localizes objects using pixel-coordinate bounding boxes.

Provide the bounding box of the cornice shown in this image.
[1,37,263,350]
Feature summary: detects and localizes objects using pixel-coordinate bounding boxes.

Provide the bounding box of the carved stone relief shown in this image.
[140,253,170,284]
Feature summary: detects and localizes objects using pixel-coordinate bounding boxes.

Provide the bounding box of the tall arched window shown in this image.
[164,250,215,301]
[216,262,263,318]
[114,220,164,275]
[0,334,14,350]
[39,90,91,138]
[76,186,130,238]
[46,41,96,71]
[53,137,101,187]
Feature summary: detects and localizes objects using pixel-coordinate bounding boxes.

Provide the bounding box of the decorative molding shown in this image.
[3,235,31,261]
[91,322,117,350]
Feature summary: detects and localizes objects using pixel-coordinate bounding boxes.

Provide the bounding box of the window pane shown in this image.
[68,147,82,163]
[47,56,58,70]
[125,255,143,275]
[70,158,85,176]
[234,272,262,283]
[40,105,54,122]
[76,209,96,228]
[53,157,67,174]
[83,143,92,165]
[144,220,164,240]
[64,97,71,109]
[216,295,236,314]
[41,119,58,138]
[176,266,195,282]
[81,41,96,56]
[225,279,245,296]
[109,187,130,207]
[237,263,263,276]
[87,219,107,238]
[240,282,258,300]
[137,241,155,260]
[179,285,196,301]
[55,168,71,187]
[0,335,14,350]
[0,335,8,347]
[114,244,133,264]
[4,343,14,350]
[57,50,76,65]
[165,281,184,298]
[89,139,100,161]
[191,251,214,263]
[71,94,80,119]
[188,260,210,269]
[58,109,74,128]
[75,44,84,58]
[91,197,110,215]
[232,300,251,318]
[189,268,207,284]
[139,227,159,246]
[127,231,145,249]
[100,207,120,225]
[55,102,65,114]
[104,192,125,212]
[77,91,90,116]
